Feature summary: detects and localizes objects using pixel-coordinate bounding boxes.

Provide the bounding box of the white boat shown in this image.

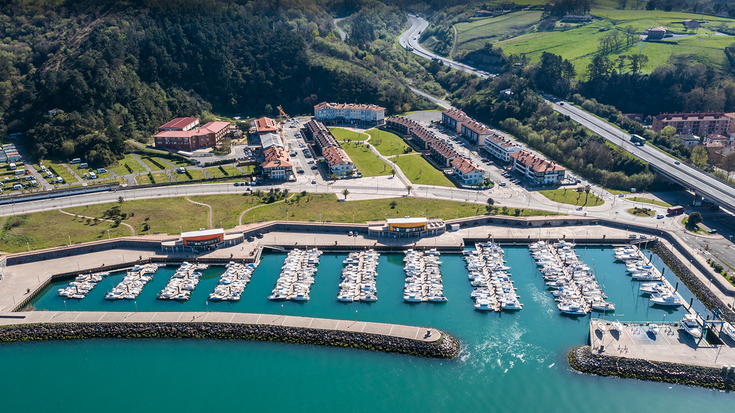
[590,301,615,312]
[680,314,703,339]
[611,321,623,332]
[649,292,682,307]
[558,301,587,315]
[596,322,607,332]
[722,323,735,341]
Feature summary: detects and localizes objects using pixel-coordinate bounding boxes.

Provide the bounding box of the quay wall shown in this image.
[568,346,735,391]
[0,322,460,359]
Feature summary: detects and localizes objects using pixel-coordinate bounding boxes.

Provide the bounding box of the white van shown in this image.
[14,169,25,175]
[89,172,97,179]
[12,183,22,190]
[78,163,88,169]
[40,165,47,172]
[57,177,64,183]
[70,158,81,164]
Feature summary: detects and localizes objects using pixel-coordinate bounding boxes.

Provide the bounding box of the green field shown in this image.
[139,156,165,171]
[221,165,242,177]
[455,11,543,52]
[539,188,604,206]
[367,129,413,156]
[329,127,367,142]
[0,211,131,253]
[205,167,229,179]
[67,198,209,235]
[393,155,456,187]
[136,172,169,185]
[110,154,147,176]
[190,194,266,229]
[494,9,734,76]
[38,161,76,184]
[339,142,392,177]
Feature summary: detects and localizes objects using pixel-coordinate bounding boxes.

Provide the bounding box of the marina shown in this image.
[337,250,380,302]
[464,242,521,312]
[105,264,162,300]
[617,245,685,308]
[209,262,258,301]
[530,241,614,316]
[269,248,323,301]
[403,249,446,303]
[157,262,208,301]
[57,271,110,299]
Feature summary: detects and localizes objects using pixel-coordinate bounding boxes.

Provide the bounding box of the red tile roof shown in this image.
[451,157,482,174]
[262,146,292,169]
[314,102,386,112]
[159,117,199,130]
[462,119,491,134]
[510,150,565,173]
[154,122,230,139]
[255,117,277,133]
[442,108,470,123]
[323,146,353,167]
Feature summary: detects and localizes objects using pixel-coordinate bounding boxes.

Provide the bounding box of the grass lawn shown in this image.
[136,172,169,185]
[0,211,131,253]
[239,165,255,175]
[221,166,242,177]
[339,142,392,177]
[681,217,708,235]
[393,155,456,187]
[110,154,148,176]
[627,207,655,217]
[139,156,165,171]
[539,188,604,206]
[190,194,267,229]
[366,129,413,156]
[329,127,367,142]
[628,196,672,207]
[205,167,228,179]
[39,161,76,183]
[67,198,209,235]
[249,193,554,223]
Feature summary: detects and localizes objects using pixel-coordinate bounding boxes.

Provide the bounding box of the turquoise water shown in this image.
[4,247,732,412]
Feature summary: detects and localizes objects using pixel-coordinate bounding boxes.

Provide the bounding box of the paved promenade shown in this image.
[0,311,441,343]
[591,320,735,368]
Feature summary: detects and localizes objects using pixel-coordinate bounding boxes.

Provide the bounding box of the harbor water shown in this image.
[2,247,732,411]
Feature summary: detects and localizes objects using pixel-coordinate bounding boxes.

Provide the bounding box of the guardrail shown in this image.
[0,183,122,205]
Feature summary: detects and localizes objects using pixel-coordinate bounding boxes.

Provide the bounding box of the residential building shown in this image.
[313,102,385,126]
[411,127,441,150]
[451,157,487,185]
[441,108,470,133]
[726,113,735,134]
[260,133,284,149]
[679,134,700,148]
[646,26,667,40]
[254,117,278,134]
[385,116,420,136]
[261,146,292,180]
[483,134,522,162]
[683,19,701,29]
[509,150,566,185]
[652,112,730,136]
[154,118,230,151]
[703,134,730,145]
[323,146,359,177]
[460,119,492,147]
[500,88,513,100]
[429,141,461,168]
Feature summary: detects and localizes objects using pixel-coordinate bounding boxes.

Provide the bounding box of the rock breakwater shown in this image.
[0,322,459,359]
[569,346,735,390]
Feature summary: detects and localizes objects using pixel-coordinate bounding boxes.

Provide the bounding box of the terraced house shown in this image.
[303,120,359,178]
[510,150,566,185]
[451,157,487,185]
[441,108,470,133]
[460,119,492,147]
[314,102,385,127]
[483,134,522,162]
[385,116,421,136]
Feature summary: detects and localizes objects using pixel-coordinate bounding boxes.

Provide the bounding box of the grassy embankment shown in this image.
[628,196,672,207]
[539,188,604,206]
[338,142,392,177]
[393,154,456,187]
[329,127,366,142]
[366,129,413,156]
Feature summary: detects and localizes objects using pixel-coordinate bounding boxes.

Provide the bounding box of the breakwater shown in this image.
[568,346,735,390]
[0,321,459,359]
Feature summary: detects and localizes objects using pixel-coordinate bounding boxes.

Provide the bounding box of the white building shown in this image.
[314,102,385,126]
[483,134,522,162]
[510,150,566,185]
[323,146,359,177]
[261,133,284,149]
[451,157,487,185]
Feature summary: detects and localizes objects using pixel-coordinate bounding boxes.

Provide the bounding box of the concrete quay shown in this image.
[0,311,441,343]
[590,320,735,368]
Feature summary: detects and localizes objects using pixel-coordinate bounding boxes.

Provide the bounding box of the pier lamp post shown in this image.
[356,310,358,321]
[134,301,137,312]
[281,304,284,315]
[63,300,67,311]
[206,301,209,312]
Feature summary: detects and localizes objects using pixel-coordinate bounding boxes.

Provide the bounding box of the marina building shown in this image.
[367,217,446,238]
[460,119,492,147]
[429,141,461,168]
[441,108,470,133]
[314,102,385,127]
[652,112,730,136]
[451,157,487,185]
[254,117,278,134]
[161,228,244,252]
[483,134,521,162]
[154,118,231,151]
[510,150,566,185]
[261,146,293,180]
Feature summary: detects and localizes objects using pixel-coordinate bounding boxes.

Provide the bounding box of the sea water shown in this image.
[3,247,732,412]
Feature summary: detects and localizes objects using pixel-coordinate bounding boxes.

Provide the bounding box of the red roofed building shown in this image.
[451,157,487,185]
[314,102,385,126]
[323,146,359,177]
[509,150,566,185]
[154,118,230,151]
[460,119,492,146]
[441,108,470,133]
[653,112,730,136]
[430,141,461,168]
[254,117,278,134]
[261,146,292,179]
[483,134,521,162]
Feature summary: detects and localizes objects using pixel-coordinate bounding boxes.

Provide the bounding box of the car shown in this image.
[656,214,664,219]
[247,236,255,242]
[307,160,314,164]
[310,165,317,170]
[576,179,582,184]
[640,235,648,239]
[348,231,353,236]
[709,228,718,234]
[559,102,564,105]
[239,182,246,186]
[304,153,312,158]
[576,206,583,211]
[628,234,638,239]
[25,170,30,174]
[97,168,107,173]
[234,182,240,186]
[674,161,680,165]
[618,193,624,197]
[499,182,506,187]
[311,180,316,184]
[255,233,264,239]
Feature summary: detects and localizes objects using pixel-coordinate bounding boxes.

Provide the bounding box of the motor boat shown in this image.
[680,314,703,339]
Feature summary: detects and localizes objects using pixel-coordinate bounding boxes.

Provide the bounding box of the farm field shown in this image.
[455,10,543,52]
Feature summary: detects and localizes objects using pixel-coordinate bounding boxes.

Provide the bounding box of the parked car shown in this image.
[656,214,664,219]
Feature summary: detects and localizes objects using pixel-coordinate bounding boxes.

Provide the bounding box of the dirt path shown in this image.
[58,209,136,236]
[186,197,213,229]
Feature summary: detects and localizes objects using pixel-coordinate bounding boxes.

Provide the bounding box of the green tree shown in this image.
[691,146,709,169]
[342,189,350,200]
[584,185,591,204]
[406,185,413,195]
[688,211,703,228]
